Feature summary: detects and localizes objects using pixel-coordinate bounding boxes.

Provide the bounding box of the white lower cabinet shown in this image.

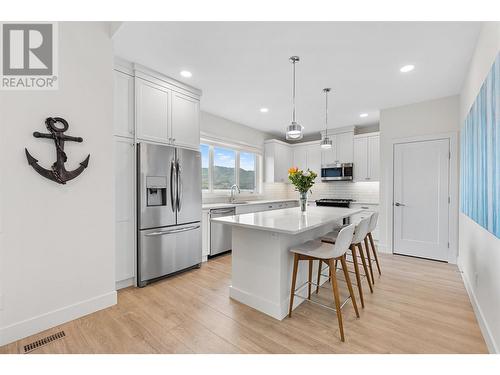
[114,137,135,288]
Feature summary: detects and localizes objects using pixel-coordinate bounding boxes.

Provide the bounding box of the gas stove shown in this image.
[315,198,354,208]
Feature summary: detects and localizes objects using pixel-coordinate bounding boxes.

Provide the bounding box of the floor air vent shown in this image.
[23,331,66,353]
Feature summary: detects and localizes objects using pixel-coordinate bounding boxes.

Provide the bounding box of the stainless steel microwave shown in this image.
[321,163,353,181]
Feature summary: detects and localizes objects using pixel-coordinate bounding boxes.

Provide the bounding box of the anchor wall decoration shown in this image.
[25,117,90,184]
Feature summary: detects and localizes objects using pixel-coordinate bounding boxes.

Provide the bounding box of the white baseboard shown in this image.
[0,291,117,347]
[458,261,498,354]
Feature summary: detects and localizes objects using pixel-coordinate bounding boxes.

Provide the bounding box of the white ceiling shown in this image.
[113,22,481,138]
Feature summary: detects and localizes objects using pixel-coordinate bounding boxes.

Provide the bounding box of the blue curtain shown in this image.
[460,53,499,238]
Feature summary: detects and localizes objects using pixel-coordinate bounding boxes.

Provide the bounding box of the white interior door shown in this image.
[393,139,449,261]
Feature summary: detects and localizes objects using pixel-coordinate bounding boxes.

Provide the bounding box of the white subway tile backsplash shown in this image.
[288,181,379,203]
[202,181,378,205]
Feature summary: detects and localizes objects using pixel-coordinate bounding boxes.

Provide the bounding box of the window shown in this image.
[239,152,256,191]
[213,147,236,190]
[200,141,261,195]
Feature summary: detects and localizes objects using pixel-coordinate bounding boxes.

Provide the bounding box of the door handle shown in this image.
[170,160,176,212]
[394,202,406,207]
[145,225,201,237]
[176,160,182,212]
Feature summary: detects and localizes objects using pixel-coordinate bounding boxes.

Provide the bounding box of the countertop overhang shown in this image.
[211,206,363,235]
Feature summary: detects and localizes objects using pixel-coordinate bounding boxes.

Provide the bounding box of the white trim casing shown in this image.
[387,131,459,263]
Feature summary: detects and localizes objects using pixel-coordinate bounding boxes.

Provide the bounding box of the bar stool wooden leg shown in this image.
[329,258,344,342]
[316,259,322,294]
[350,244,365,308]
[340,254,359,318]
[288,254,299,318]
[368,232,381,275]
[308,260,313,300]
[357,243,373,293]
[364,236,375,285]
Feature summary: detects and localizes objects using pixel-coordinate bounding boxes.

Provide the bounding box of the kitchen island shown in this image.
[211,206,362,320]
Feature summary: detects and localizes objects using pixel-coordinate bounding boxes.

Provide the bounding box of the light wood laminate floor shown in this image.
[0,253,488,354]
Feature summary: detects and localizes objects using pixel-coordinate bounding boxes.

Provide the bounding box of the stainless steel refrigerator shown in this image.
[137,142,202,287]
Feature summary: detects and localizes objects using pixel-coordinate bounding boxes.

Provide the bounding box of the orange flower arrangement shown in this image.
[288,167,317,194]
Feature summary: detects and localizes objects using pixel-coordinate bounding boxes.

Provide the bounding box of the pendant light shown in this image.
[319,88,333,149]
[286,56,303,140]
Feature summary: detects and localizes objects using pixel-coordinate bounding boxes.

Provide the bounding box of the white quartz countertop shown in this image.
[211,206,363,235]
[202,199,298,210]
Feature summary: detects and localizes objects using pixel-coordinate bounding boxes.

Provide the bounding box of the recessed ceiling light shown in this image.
[360,113,368,118]
[400,64,415,73]
[180,70,192,78]
[260,108,269,113]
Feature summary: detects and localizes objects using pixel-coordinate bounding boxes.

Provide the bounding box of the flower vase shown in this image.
[299,192,308,212]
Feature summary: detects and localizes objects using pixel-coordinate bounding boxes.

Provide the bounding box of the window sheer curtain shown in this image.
[461,53,499,238]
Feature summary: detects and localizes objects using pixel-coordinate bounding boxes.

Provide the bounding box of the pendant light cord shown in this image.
[291,59,296,123]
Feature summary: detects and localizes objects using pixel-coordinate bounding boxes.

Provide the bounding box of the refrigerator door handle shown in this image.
[144,225,201,237]
[170,159,177,212]
[176,160,182,212]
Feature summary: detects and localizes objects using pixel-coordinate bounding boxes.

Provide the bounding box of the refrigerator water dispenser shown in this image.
[146,176,167,206]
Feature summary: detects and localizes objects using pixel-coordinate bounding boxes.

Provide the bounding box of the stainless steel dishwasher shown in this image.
[209,207,236,257]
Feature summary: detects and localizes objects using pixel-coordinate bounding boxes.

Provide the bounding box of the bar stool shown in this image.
[365,212,381,280]
[320,216,373,308]
[288,224,359,342]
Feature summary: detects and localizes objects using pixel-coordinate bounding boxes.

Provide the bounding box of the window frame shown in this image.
[200,138,262,197]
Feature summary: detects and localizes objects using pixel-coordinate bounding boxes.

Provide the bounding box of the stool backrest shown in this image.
[331,224,355,258]
[352,215,371,244]
[368,211,379,233]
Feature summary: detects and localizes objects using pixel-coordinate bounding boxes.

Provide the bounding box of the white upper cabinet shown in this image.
[293,145,308,171]
[171,91,200,150]
[134,67,201,150]
[320,132,354,165]
[335,132,354,163]
[306,145,321,182]
[367,135,380,180]
[353,137,368,181]
[321,135,337,165]
[136,77,170,143]
[113,70,134,138]
[265,140,292,183]
[293,144,321,182]
[353,133,379,182]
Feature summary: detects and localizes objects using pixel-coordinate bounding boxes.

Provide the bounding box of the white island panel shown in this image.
[212,206,362,320]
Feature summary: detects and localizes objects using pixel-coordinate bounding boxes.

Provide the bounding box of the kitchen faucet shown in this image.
[230,184,241,203]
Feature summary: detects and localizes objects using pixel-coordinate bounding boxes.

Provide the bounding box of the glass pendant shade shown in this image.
[286,122,303,140]
[320,136,332,149]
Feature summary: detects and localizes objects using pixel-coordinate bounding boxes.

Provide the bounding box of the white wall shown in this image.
[458,22,500,353]
[378,95,460,253]
[0,22,116,346]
